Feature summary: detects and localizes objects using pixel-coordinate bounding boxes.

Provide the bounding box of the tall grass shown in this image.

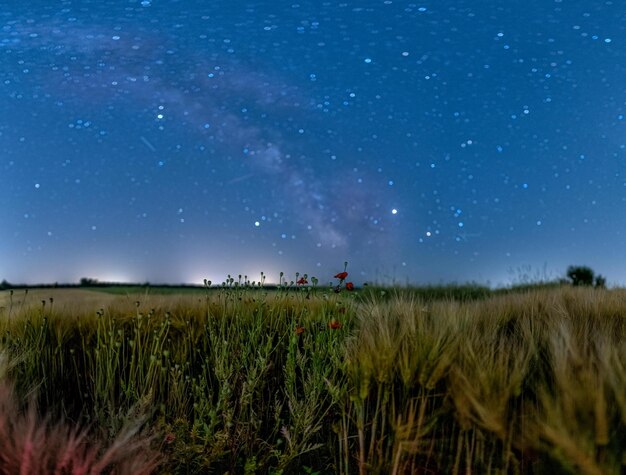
[0,352,161,474]
[0,285,624,473]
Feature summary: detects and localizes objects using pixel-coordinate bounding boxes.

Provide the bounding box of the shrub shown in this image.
[594,275,607,288]
[566,266,595,286]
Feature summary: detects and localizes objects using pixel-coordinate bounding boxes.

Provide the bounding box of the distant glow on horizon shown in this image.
[89,272,136,284]
[187,274,222,286]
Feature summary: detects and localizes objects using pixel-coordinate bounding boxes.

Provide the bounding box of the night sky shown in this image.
[2,1,626,286]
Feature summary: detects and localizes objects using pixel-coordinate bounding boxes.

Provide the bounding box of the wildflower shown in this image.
[329,320,342,330]
[345,282,354,291]
[295,325,305,335]
[164,432,176,444]
[334,271,348,280]
[296,277,308,285]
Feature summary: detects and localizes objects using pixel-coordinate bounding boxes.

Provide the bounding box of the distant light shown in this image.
[157,114,164,119]
[605,38,612,43]
[426,231,431,237]
[254,221,260,227]
[34,183,40,189]
[364,58,372,64]
[391,208,398,215]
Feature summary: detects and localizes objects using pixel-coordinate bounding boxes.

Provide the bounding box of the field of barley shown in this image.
[0,282,624,474]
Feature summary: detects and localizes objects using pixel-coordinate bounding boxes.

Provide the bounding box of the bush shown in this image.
[79,277,98,286]
[566,266,595,286]
[594,275,607,288]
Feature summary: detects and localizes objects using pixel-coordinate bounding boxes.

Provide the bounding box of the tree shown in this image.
[566,266,595,286]
[79,277,98,286]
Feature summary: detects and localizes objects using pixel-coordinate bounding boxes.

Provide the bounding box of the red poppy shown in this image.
[296,277,308,285]
[345,282,354,291]
[329,320,342,330]
[295,325,305,335]
[334,271,348,280]
[164,433,176,444]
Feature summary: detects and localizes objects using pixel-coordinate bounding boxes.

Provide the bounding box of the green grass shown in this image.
[0,284,624,474]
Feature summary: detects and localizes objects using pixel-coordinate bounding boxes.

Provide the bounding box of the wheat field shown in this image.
[0,284,623,474]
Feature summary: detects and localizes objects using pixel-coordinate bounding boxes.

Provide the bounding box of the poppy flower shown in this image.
[345,282,354,291]
[295,325,305,335]
[334,271,348,280]
[296,277,308,285]
[329,320,342,330]
[164,433,176,444]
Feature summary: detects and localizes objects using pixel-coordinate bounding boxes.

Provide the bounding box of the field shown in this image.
[0,283,624,474]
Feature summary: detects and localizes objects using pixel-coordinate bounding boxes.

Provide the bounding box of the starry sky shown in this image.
[1,0,626,286]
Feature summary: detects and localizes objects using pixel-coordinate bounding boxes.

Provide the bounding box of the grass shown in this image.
[0,282,624,474]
